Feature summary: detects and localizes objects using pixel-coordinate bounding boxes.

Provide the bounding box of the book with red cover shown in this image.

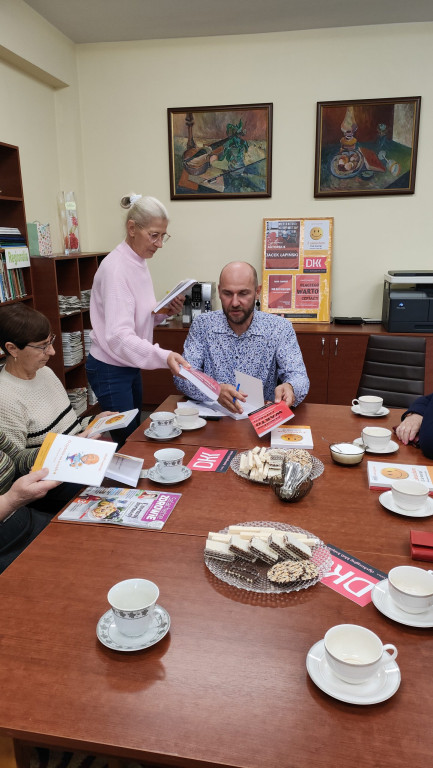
[410,530,433,563]
[248,401,294,438]
[178,365,221,401]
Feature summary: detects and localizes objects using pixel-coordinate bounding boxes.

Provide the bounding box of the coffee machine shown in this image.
[189,282,217,319]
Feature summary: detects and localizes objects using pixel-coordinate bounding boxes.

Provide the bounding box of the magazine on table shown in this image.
[32,432,117,485]
[367,461,433,493]
[152,278,197,314]
[58,486,181,529]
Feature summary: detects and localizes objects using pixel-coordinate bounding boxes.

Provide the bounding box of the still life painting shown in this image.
[314,97,421,197]
[168,103,273,199]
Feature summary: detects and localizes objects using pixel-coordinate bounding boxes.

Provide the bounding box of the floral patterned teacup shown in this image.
[108,578,159,637]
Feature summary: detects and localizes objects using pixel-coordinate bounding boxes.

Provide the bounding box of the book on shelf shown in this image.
[367,461,433,493]
[0,251,28,303]
[58,485,181,529]
[152,278,197,314]
[270,425,313,449]
[32,432,117,486]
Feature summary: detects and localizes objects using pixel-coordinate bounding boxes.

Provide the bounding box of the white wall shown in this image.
[75,23,433,317]
[0,4,432,318]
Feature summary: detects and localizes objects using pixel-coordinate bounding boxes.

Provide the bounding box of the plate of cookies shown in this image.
[204,521,332,593]
[230,447,324,484]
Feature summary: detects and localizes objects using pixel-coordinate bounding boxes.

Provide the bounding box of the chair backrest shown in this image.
[357,334,426,409]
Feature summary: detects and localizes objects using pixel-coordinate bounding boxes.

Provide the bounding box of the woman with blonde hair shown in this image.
[86,194,188,445]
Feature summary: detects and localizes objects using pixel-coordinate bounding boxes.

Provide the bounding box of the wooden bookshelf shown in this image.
[0,141,33,305]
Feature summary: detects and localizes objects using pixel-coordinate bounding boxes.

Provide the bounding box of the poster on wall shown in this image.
[261,218,333,323]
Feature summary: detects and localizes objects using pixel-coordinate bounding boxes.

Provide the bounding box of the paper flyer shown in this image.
[320,545,386,606]
[187,447,237,472]
[58,486,181,529]
[32,432,117,485]
[367,461,433,493]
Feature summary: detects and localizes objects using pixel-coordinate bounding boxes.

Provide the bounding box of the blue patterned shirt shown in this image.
[174,310,309,405]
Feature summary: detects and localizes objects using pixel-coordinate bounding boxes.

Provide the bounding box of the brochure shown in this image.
[32,432,117,486]
[187,447,237,473]
[321,545,386,607]
[87,409,139,438]
[152,278,197,314]
[58,486,181,529]
[105,453,144,487]
[367,461,433,493]
[248,401,294,438]
[178,365,221,400]
[270,425,313,449]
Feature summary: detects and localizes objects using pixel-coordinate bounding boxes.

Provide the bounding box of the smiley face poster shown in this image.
[262,217,333,322]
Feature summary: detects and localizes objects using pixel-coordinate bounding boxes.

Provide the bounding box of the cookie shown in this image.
[284,533,312,560]
[249,536,279,565]
[267,560,304,584]
[204,539,235,561]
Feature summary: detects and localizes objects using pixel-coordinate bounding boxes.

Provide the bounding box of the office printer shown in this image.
[382,270,433,332]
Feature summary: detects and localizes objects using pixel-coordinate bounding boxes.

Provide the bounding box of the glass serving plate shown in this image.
[204,520,332,594]
[230,449,324,484]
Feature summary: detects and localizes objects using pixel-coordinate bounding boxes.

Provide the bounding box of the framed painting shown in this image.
[167,103,272,200]
[314,97,421,198]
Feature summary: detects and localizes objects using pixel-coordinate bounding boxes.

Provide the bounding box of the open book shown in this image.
[152,278,197,314]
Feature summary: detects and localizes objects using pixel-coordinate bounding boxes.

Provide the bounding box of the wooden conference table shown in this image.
[1,398,432,768]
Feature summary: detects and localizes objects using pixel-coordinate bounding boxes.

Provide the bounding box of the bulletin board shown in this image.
[261,218,333,322]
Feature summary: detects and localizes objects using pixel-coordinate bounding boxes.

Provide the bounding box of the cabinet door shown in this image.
[327,334,368,405]
[296,333,329,404]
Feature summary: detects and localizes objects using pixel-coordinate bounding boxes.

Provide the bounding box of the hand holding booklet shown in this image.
[87,409,138,438]
[32,432,117,486]
[152,279,197,314]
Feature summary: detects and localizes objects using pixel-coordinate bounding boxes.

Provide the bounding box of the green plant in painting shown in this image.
[221,120,249,170]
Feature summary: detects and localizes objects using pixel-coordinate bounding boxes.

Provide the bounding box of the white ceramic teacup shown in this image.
[391,479,429,511]
[352,396,383,414]
[154,448,185,480]
[149,411,176,437]
[108,578,159,637]
[388,566,433,614]
[175,406,200,428]
[324,624,397,684]
[361,426,392,451]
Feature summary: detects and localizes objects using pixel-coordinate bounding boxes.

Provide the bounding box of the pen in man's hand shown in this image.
[233,382,240,404]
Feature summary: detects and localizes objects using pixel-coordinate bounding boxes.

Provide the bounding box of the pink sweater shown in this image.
[89,240,170,369]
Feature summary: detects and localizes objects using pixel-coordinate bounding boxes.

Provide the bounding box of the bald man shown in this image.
[174,262,309,414]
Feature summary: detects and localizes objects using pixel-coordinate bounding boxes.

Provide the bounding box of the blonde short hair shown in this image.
[120,194,169,229]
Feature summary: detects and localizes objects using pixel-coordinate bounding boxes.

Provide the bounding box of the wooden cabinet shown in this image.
[31,252,107,414]
[0,141,33,306]
[141,322,188,406]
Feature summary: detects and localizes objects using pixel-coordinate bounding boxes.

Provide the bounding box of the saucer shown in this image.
[372,579,433,628]
[175,417,207,431]
[351,405,390,417]
[379,490,433,518]
[306,639,400,705]
[97,604,170,652]
[144,426,182,441]
[146,464,192,485]
[353,437,399,455]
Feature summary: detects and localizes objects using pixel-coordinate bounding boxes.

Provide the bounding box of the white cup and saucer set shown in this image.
[306,623,400,705]
[372,566,433,628]
[353,426,398,455]
[144,411,182,441]
[144,448,192,485]
[174,406,206,431]
[379,478,433,518]
[351,396,390,418]
[97,578,170,652]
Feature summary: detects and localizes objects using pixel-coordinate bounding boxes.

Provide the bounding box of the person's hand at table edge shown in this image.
[79,410,119,439]
[0,469,60,520]
[274,382,295,407]
[167,352,191,376]
[218,383,247,414]
[395,413,423,445]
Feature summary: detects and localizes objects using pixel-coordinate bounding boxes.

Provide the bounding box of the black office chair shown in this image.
[357,334,426,409]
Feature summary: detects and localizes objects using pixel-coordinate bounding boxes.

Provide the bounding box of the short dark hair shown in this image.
[0,304,50,355]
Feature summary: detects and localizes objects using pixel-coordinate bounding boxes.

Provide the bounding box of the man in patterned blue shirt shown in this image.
[174,262,309,414]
